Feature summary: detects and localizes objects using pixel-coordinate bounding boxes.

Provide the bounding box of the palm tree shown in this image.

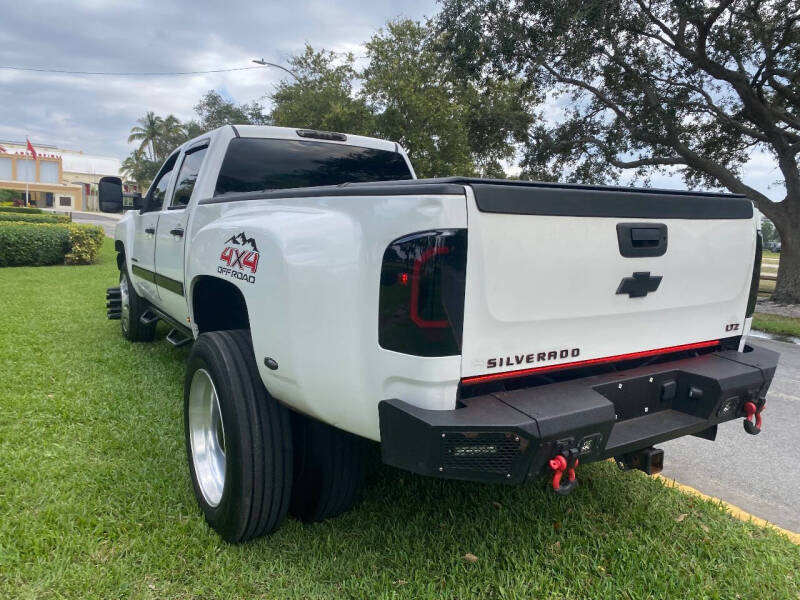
[155,114,187,160]
[121,149,144,181]
[127,112,163,161]
[121,148,159,189]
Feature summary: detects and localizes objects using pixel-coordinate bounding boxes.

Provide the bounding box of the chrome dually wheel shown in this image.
[184,330,293,542]
[188,368,226,507]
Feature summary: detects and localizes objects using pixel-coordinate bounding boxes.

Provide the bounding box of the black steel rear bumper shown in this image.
[378,344,779,484]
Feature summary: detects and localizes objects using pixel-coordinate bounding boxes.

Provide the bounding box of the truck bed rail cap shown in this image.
[403,177,751,219]
[199,182,468,205]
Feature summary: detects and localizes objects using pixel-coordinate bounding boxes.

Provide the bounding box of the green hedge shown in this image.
[65,223,105,265]
[0,206,43,215]
[0,213,70,224]
[0,222,71,266]
[0,221,105,267]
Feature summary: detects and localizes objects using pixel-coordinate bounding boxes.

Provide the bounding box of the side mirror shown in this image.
[123,192,143,210]
[98,177,123,213]
[99,177,143,212]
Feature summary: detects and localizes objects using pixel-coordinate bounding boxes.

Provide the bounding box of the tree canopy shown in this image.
[270,46,375,135]
[269,20,536,177]
[126,112,164,163]
[189,91,268,132]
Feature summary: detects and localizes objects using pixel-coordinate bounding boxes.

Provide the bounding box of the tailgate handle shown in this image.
[617,223,667,257]
[631,228,661,244]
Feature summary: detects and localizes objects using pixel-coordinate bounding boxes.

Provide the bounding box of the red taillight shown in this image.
[410,246,451,329]
[378,230,467,357]
[461,340,720,385]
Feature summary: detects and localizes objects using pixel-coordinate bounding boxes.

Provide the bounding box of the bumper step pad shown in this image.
[379,344,779,484]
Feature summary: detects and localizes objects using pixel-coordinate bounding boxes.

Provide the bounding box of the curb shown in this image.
[654,474,800,545]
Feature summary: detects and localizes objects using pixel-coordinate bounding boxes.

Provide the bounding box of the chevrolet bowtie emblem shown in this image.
[616,271,662,298]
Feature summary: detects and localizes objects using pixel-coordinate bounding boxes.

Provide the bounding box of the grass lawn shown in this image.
[1,240,798,599]
[759,278,776,294]
[753,313,800,338]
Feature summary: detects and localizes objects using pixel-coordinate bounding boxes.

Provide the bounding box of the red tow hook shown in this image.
[549,450,579,496]
[743,401,765,435]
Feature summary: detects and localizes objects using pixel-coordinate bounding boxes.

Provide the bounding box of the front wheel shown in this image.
[185,330,293,543]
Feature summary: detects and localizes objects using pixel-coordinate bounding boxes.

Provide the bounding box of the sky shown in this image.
[0,0,437,155]
[0,0,785,202]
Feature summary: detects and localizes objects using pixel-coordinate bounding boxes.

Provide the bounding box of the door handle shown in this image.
[169,227,184,237]
[145,227,155,235]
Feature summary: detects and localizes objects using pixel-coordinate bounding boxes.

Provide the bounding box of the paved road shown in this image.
[661,336,800,533]
[71,211,120,237]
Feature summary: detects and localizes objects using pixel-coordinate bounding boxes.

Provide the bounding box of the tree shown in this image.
[362,20,476,176]
[127,111,164,162]
[121,149,159,189]
[364,19,534,177]
[269,21,535,178]
[190,90,269,132]
[270,46,375,135]
[125,112,190,187]
[124,92,267,189]
[438,0,800,302]
[155,114,188,159]
[0,189,19,204]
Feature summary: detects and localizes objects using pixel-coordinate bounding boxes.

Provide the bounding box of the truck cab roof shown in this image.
[180,124,401,155]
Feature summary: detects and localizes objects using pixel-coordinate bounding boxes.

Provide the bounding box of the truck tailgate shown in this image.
[460,182,756,379]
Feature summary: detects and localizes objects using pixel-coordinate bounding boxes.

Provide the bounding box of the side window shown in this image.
[144,154,177,212]
[170,146,208,208]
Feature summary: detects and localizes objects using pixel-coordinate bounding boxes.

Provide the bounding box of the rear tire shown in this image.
[289,412,366,522]
[119,268,156,342]
[184,330,293,542]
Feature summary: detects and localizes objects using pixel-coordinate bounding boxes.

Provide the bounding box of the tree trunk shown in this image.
[771,215,800,305]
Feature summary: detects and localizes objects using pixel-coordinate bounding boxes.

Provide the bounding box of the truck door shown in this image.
[154,144,208,323]
[130,154,177,303]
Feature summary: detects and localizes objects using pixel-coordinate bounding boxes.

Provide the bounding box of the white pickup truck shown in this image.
[101,125,778,543]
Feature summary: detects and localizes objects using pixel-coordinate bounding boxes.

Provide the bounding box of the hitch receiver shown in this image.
[616,446,664,475]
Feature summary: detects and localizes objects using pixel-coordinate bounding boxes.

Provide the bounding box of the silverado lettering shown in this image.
[486,348,580,369]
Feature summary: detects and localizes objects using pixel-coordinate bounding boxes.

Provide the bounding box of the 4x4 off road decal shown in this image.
[218,232,259,283]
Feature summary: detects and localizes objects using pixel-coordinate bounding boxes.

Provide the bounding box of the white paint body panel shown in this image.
[186,194,466,440]
[461,187,757,378]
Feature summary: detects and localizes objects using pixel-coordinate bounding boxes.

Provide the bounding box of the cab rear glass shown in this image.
[214,137,413,196]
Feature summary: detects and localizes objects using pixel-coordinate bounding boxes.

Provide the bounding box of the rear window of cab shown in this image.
[214,137,413,196]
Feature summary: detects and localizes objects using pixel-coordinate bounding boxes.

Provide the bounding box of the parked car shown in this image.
[101,125,778,543]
